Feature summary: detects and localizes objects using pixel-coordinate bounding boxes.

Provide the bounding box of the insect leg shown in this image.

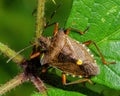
[44,22,59,36]
[52,22,59,36]
[62,72,92,85]
[64,78,93,85]
[62,73,67,85]
[30,45,41,59]
[30,52,40,59]
[83,40,116,64]
[65,26,90,35]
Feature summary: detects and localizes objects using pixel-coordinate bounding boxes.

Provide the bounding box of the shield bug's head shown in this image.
[38,36,51,50]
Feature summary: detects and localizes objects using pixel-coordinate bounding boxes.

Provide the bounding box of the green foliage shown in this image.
[51,0,56,4]
[66,0,120,90]
[0,0,120,96]
[31,88,86,96]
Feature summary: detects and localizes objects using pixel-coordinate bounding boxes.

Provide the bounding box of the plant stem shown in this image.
[30,75,47,95]
[0,42,24,64]
[35,0,46,45]
[0,73,27,95]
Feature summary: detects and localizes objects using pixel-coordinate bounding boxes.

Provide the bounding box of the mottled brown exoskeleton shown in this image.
[31,23,115,85]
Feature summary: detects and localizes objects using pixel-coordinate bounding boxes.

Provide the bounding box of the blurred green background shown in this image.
[0,0,36,96]
[0,0,73,96]
[0,0,120,96]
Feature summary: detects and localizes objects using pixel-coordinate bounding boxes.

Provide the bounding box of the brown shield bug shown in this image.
[30,22,115,85]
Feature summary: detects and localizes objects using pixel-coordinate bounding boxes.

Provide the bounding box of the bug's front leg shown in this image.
[53,22,59,36]
[30,52,40,59]
[44,22,59,36]
[83,40,116,65]
[65,26,90,35]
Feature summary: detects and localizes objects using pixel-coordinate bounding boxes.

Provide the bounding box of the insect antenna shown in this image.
[6,44,36,63]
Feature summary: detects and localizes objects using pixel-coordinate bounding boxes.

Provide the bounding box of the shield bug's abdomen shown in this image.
[56,36,100,77]
[53,53,100,77]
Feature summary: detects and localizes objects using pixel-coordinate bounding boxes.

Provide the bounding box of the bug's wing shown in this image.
[50,62,85,76]
[62,37,95,63]
[57,37,100,76]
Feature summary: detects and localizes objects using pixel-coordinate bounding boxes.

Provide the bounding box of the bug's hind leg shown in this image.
[62,73,93,85]
[83,40,116,65]
[64,78,93,85]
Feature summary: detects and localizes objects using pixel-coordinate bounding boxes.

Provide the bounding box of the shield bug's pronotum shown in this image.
[30,22,116,85]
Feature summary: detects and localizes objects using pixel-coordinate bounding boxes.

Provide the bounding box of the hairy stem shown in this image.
[0,42,24,64]
[35,0,46,45]
[0,73,28,95]
[30,75,47,95]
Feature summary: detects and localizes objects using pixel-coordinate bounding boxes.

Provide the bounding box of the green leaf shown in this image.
[66,0,120,90]
[31,88,86,96]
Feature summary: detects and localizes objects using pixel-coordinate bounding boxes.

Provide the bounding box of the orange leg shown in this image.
[65,78,93,85]
[83,40,116,64]
[30,45,41,59]
[65,26,90,35]
[62,73,67,85]
[44,22,59,36]
[62,73,92,85]
[30,52,40,59]
[53,23,59,36]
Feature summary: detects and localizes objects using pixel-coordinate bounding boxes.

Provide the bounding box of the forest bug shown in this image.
[30,22,116,85]
[30,3,115,85]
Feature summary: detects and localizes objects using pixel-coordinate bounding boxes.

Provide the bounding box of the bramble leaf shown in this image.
[31,88,86,96]
[66,0,120,90]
